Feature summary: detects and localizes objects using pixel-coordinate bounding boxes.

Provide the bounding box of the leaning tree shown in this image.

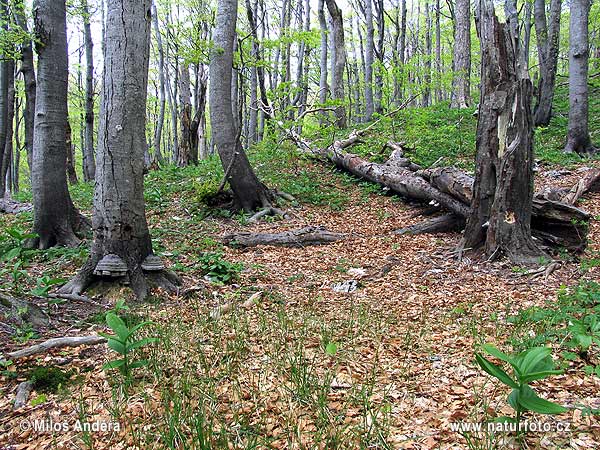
[209,0,273,212]
[460,0,546,264]
[59,0,178,300]
[28,0,88,249]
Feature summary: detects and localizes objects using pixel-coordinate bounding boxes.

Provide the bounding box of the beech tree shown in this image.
[209,0,272,212]
[461,0,545,264]
[564,0,597,154]
[451,0,471,108]
[82,0,96,181]
[533,0,561,127]
[59,0,178,299]
[325,0,347,128]
[28,0,88,249]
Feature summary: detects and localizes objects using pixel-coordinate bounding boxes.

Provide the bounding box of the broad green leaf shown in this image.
[129,359,149,369]
[106,312,130,341]
[518,347,553,378]
[1,247,21,261]
[107,338,126,355]
[520,369,563,383]
[102,359,126,370]
[125,321,155,340]
[475,353,519,388]
[482,344,512,363]
[517,385,568,414]
[127,337,158,351]
[507,389,519,411]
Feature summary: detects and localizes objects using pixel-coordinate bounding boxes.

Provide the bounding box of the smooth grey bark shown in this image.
[0,0,9,197]
[533,0,561,126]
[521,0,533,69]
[364,0,375,121]
[451,0,471,108]
[29,0,87,249]
[435,0,441,102]
[325,0,347,128]
[209,0,271,212]
[13,0,35,174]
[564,0,596,154]
[151,2,165,163]
[461,0,544,264]
[373,0,384,114]
[60,0,177,300]
[1,61,14,197]
[423,0,432,107]
[81,0,96,181]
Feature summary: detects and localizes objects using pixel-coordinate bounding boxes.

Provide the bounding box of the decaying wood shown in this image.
[13,381,33,410]
[0,199,33,214]
[1,335,106,363]
[0,293,50,328]
[222,226,346,247]
[394,214,464,235]
[287,123,597,254]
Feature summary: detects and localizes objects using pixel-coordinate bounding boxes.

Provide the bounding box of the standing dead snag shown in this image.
[59,0,179,301]
[461,0,546,264]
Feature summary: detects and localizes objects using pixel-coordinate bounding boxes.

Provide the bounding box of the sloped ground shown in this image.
[1,158,600,449]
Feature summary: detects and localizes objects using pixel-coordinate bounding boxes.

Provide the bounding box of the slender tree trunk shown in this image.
[435,0,441,102]
[521,1,533,69]
[65,120,78,185]
[564,0,596,154]
[177,64,194,166]
[1,60,14,197]
[364,0,375,121]
[60,0,178,301]
[325,0,347,128]
[461,0,544,264]
[451,0,471,108]
[0,0,9,197]
[29,0,87,249]
[373,0,384,114]
[210,0,272,212]
[423,0,432,107]
[152,2,165,163]
[533,0,562,127]
[13,0,35,175]
[82,0,96,181]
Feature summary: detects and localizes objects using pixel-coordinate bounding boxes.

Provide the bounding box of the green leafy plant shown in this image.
[31,275,67,298]
[100,312,158,380]
[475,344,567,427]
[198,252,243,284]
[0,227,37,262]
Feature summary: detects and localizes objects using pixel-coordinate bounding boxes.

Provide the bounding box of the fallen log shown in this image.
[0,293,50,328]
[1,335,106,363]
[222,226,346,247]
[287,126,595,252]
[394,214,464,235]
[0,199,33,214]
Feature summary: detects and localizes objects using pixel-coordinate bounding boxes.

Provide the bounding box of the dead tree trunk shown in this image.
[461,0,545,264]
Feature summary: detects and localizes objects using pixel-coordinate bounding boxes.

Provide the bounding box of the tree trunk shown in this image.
[451,0,471,108]
[13,0,36,175]
[0,0,9,197]
[423,1,432,107]
[325,0,347,128]
[461,0,545,264]
[364,0,375,121]
[209,0,272,212]
[435,0,442,102]
[533,0,562,127]
[564,0,596,154]
[1,60,14,197]
[177,64,195,166]
[65,120,78,185]
[373,0,384,114]
[59,0,178,300]
[152,2,165,163]
[82,0,96,181]
[29,0,87,249]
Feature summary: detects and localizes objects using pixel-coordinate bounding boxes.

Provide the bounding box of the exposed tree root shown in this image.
[394,214,464,235]
[247,207,290,223]
[58,259,181,302]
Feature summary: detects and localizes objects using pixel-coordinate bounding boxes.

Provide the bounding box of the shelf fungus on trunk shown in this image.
[93,254,128,278]
[141,254,166,272]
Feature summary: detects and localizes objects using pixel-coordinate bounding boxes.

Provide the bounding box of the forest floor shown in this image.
[1,92,600,449]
